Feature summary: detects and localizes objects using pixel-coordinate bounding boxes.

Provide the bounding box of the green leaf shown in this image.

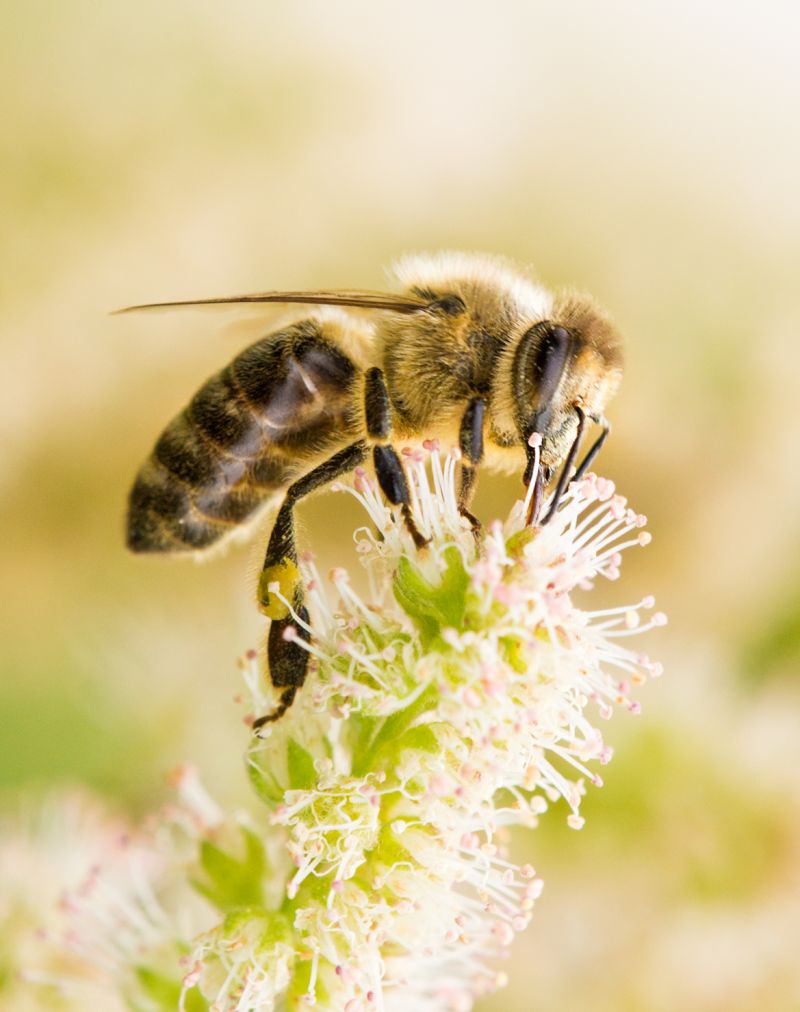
[287,953,314,1006]
[345,710,381,761]
[501,634,529,674]
[393,559,439,643]
[371,821,423,872]
[192,827,266,911]
[287,738,317,790]
[184,988,209,1012]
[247,755,284,806]
[394,722,439,755]
[221,907,293,947]
[351,683,439,777]
[373,721,446,790]
[135,967,208,1011]
[505,526,535,557]
[392,546,470,645]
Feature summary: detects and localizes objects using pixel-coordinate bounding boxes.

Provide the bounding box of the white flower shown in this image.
[241,443,664,1009]
[34,444,663,1011]
[1,791,130,1011]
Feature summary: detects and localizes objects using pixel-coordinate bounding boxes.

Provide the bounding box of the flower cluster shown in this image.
[35,444,663,1011]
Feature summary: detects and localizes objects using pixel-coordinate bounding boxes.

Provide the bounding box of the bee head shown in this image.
[512,291,623,462]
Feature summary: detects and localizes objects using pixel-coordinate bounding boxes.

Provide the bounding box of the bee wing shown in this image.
[113,289,428,316]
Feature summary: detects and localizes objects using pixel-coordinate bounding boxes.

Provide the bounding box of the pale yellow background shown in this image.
[2,2,800,1009]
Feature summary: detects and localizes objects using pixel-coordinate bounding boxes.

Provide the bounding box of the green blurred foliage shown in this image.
[740,582,800,686]
[539,725,791,906]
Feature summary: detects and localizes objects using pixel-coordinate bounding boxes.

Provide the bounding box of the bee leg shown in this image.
[458,398,486,536]
[252,610,308,731]
[459,467,480,534]
[365,367,429,550]
[256,440,368,726]
[571,415,611,484]
[373,446,429,549]
[541,407,588,525]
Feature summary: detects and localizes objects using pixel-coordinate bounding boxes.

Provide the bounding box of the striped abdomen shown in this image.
[127,320,363,552]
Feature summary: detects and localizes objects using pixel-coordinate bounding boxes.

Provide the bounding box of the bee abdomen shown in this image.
[127,407,294,553]
[127,457,226,553]
[189,368,265,459]
[127,321,363,554]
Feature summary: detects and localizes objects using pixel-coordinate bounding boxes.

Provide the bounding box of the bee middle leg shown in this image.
[254,440,368,729]
[457,397,486,535]
[365,368,428,549]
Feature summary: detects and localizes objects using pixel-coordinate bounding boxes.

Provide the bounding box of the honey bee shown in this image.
[120,252,623,725]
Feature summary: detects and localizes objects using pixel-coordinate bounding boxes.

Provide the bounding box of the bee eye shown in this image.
[429,295,465,316]
[533,325,571,403]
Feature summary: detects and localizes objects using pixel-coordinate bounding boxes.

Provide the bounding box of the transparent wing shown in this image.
[113,289,428,316]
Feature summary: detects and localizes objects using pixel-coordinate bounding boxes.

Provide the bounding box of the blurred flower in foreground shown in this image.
[1,791,131,1011]
[34,445,663,1010]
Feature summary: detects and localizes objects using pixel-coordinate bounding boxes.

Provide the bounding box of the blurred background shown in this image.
[2,1,799,1008]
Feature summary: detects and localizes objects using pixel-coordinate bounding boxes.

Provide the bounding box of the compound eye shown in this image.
[429,294,465,316]
[533,325,571,405]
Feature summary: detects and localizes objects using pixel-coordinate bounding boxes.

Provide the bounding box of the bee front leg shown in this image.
[539,410,611,526]
[365,368,428,550]
[254,440,368,730]
[457,397,485,535]
[540,406,601,525]
[571,414,611,484]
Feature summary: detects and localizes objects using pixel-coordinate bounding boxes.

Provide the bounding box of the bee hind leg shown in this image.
[255,440,368,727]
[252,612,306,731]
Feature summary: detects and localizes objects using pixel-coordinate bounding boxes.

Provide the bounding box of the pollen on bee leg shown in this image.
[258,559,300,620]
